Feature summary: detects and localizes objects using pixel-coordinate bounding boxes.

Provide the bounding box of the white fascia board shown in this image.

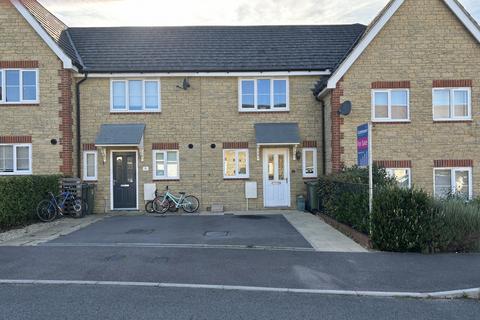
[11,0,74,69]
[326,0,405,90]
[443,0,480,42]
[74,70,331,78]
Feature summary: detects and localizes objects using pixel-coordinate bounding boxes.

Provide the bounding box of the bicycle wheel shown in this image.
[153,197,170,214]
[145,200,155,213]
[182,195,200,213]
[37,200,58,222]
[71,198,86,218]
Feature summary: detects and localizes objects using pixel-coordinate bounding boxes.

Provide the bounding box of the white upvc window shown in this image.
[111,79,161,112]
[434,167,472,200]
[239,78,289,112]
[386,168,411,189]
[223,149,249,179]
[372,89,409,121]
[0,144,32,175]
[153,150,179,180]
[302,148,317,178]
[433,88,471,121]
[83,151,98,181]
[0,69,39,104]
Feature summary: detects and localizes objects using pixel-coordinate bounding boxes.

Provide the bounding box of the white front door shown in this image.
[263,148,290,207]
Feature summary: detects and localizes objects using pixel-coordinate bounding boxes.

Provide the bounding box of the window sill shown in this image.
[224,177,250,180]
[111,111,161,115]
[372,120,411,124]
[0,172,32,176]
[433,119,473,123]
[153,178,180,182]
[0,103,40,107]
[239,110,289,114]
[303,176,318,180]
[83,179,97,182]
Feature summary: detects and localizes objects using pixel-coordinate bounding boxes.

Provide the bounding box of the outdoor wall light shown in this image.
[295,150,302,160]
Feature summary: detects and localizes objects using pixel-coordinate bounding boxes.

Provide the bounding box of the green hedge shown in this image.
[0,175,60,230]
[372,186,435,252]
[317,166,395,234]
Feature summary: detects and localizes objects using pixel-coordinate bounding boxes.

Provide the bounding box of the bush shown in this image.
[433,199,480,252]
[371,186,435,252]
[0,175,60,230]
[317,165,395,234]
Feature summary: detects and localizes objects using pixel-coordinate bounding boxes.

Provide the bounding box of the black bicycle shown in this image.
[36,191,87,222]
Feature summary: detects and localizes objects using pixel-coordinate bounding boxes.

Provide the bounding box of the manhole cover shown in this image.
[204,231,230,237]
[126,229,155,234]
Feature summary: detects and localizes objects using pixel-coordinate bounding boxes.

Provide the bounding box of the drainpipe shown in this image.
[76,73,88,178]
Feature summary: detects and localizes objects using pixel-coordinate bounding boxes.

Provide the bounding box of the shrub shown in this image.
[0,175,60,230]
[371,186,435,252]
[433,199,480,252]
[317,165,395,234]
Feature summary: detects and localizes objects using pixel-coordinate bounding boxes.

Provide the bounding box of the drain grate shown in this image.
[126,229,155,235]
[204,231,230,238]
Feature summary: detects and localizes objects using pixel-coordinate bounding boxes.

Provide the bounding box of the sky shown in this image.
[39,0,479,27]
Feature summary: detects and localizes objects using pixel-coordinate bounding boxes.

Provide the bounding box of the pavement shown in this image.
[0,284,479,320]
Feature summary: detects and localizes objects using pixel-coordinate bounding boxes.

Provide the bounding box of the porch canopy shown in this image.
[254,123,300,160]
[95,123,145,147]
[95,123,146,161]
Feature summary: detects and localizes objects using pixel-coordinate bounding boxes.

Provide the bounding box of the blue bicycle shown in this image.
[36,191,87,222]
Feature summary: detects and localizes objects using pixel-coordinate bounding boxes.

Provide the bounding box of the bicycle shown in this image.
[152,186,200,214]
[145,189,177,213]
[36,191,87,222]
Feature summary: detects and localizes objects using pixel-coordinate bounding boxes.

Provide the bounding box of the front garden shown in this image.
[317,166,480,253]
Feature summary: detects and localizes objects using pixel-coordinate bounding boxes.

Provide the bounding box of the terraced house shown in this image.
[1,0,479,212]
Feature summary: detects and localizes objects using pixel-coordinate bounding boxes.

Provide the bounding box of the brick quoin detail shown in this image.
[58,69,73,176]
[152,143,179,150]
[375,160,412,168]
[433,80,473,88]
[434,160,473,167]
[0,136,32,143]
[82,143,96,151]
[223,142,249,149]
[0,61,39,68]
[371,81,411,89]
[302,141,317,148]
[331,80,344,172]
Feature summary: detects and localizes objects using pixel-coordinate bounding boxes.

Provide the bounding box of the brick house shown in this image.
[1,0,479,212]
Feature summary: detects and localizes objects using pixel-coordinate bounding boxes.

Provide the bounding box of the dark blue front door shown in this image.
[113,152,137,209]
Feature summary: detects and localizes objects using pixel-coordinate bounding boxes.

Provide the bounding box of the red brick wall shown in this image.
[82,143,96,151]
[152,143,180,150]
[58,69,73,176]
[0,61,38,68]
[302,140,317,148]
[222,142,249,149]
[0,136,32,143]
[331,80,344,172]
[432,80,472,87]
[433,159,473,167]
[375,160,412,168]
[371,81,411,89]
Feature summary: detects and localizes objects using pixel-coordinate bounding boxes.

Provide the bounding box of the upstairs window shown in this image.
[433,88,471,121]
[0,69,38,104]
[372,89,409,121]
[111,79,160,112]
[239,79,288,111]
[0,144,32,175]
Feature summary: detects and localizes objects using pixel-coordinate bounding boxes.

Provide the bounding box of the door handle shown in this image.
[120,184,130,188]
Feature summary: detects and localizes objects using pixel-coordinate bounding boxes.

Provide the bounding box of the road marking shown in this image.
[41,242,316,252]
[0,279,478,299]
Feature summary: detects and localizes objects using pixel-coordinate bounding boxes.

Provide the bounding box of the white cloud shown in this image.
[39,0,479,27]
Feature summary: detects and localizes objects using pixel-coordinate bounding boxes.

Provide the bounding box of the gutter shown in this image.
[76,73,88,178]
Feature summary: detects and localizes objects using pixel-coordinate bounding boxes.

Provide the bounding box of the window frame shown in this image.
[302,148,318,178]
[83,151,98,181]
[371,89,410,122]
[433,167,473,200]
[432,87,471,121]
[152,150,180,180]
[223,149,250,179]
[110,79,161,113]
[0,143,32,175]
[238,78,289,112]
[0,69,39,104]
[385,168,412,189]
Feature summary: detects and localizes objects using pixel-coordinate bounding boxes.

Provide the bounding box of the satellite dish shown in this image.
[338,101,352,116]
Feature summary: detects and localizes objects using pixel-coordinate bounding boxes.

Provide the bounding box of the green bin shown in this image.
[81,183,96,215]
[305,181,319,213]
